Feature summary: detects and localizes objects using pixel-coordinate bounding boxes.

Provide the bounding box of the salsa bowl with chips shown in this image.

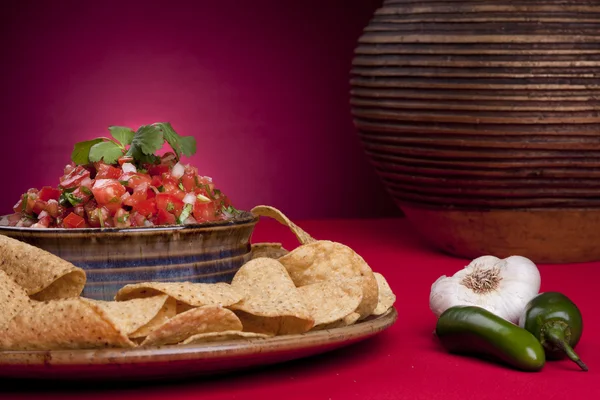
[0,122,259,300]
[0,204,397,380]
[0,213,258,301]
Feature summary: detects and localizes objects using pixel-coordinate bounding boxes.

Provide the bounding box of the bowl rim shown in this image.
[0,210,258,234]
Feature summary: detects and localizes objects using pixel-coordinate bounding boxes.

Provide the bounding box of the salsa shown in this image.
[3,122,238,229]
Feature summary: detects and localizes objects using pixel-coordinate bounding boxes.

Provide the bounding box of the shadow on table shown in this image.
[0,332,392,394]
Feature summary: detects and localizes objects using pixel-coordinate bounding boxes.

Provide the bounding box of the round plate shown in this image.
[0,308,397,381]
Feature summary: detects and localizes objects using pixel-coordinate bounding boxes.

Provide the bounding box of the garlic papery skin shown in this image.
[429,255,541,323]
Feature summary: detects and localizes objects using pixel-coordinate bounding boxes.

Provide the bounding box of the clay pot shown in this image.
[350,0,600,263]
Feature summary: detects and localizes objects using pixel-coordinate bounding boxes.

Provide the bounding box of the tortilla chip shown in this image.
[314,312,361,330]
[372,272,396,316]
[0,235,86,300]
[279,240,378,320]
[251,206,316,245]
[0,298,135,350]
[141,305,243,347]
[0,270,30,329]
[181,330,270,345]
[343,312,361,326]
[130,297,177,339]
[86,295,175,337]
[228,258,314,335]
[115,281,242,309]
[251,243,289,260]
[297,277,363,327]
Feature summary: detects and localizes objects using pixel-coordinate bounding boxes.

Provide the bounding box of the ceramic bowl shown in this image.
[0,212,258,301]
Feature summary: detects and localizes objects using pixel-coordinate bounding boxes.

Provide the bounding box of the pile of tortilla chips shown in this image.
[0,206,396,351]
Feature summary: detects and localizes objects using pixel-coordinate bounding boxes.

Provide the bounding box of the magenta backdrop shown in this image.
[1,0,399,220]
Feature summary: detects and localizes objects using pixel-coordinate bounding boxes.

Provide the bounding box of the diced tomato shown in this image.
[13,191,37,214]
[193,201,218,222]
[46,199,60,218]
[118,156,134,166]
[156,193,184,217]
[156,208,176,225]
[63,163,75,176]
[95,162,122,180]
[86,204,101,228]
[181,172,197,192]
[59,165,91,189]
[87,207,111,228]
[134,198,157,218]
[38,186,61,202]
[151,175,162,188]
[73,205,86,218]
[63,212,86,229]
[130,212,148,227]
[32,200,46,215]
[91,179,127,215]
[31,215,53,228]
[148,164,171,177]
[7,155,234,229]
[160,173,183,197]
[70,186,94,205]
[120,172,152,191]
[114,209,131,228]
[123,190,147,208]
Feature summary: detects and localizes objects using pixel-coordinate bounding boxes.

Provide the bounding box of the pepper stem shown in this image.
[545,326,588,372]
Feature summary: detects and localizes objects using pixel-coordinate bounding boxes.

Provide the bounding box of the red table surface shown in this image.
[1,217,599,400]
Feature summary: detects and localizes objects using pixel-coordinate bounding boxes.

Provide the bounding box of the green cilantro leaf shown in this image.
[177,203,193,224]
[71,138,103,165]
[126,124,164,164]
[89,141,124,165]
[154,122,196,160]
[178,182,185,191]
[60,191,83,207]
[80,186,93,196]
[108,126,135,147]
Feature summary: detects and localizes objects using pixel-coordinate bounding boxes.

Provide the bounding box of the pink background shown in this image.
[1,0,400,220]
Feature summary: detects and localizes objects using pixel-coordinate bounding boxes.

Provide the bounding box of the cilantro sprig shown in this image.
[71,122,196,166]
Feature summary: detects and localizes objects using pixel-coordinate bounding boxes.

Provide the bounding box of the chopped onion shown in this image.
[183,193,197,205]
[184,216,197,224]
[80,177,93,188]
[0,216,8,226]
[144,220,154,227]
[171,162,185,179]
[38,211,49,219]
[122,163,137,174]
[196,194,211,203]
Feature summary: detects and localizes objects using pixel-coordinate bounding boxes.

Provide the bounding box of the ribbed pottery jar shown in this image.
[350,0,600,263]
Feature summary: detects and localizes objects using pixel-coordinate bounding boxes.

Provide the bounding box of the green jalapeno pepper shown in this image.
[519,292,587,371]
[435,305,545,372]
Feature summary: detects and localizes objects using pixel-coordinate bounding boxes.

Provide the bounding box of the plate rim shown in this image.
[0,307,397,368]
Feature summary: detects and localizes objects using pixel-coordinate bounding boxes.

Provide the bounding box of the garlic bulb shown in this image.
[430,255,541,323]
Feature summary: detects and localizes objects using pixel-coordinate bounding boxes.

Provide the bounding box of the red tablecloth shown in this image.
[2,218,598,399]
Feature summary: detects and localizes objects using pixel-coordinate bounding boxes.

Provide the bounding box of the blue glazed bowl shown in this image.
[0,212,258,301]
